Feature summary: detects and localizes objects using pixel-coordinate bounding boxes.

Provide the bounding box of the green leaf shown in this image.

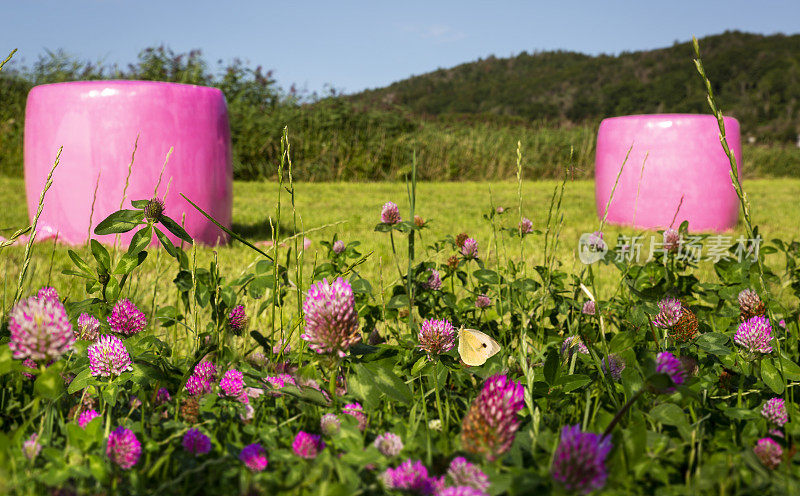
[67,250,93,276]
[649,403,689,430]
[68,368,94,394]
[761,359,785,394]
[130,199,149,208]
[90,240,111,271]
[386,294,410,309]
[543,349,560,385]
[354,361,412,404]
[159,215,193,244]
[113,251,147,275]
[94,209,143,235]
[695,332,732,356]
[127,225,152,255]
[556,374,591,392]
[473,269,500,285]
[154,227,179,258]
[34,367,64,399]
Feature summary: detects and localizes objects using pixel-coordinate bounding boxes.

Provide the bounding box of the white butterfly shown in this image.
[458,327,501,366]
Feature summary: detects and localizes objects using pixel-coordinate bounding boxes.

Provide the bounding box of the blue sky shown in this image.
[3,0,799,94]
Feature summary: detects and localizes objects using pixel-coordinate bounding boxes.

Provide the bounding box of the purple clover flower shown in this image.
[381,202,402,225]
[22,433,41,460]
[582,301,596,315]
[106,426,141,470]
[601,354,626,381]
[461,238,479,259]
[8,296,74,361]
[418,318,456,357]
[560,336,589,361]
[240,443,268,472]
[219,369,244,397]
[320,414,341,437]
[301,277,360,357]
[551,424,612,494]
[77,409,101,428]
[734,316,773,354]
[374,432,404,457]
[182,428,212,456]
[761,397,788,427]
[519,217,533,234]
[460,374,525,461]
[753,437,783,470]
[655,351,685,392]
[343,403,367,431]
[425,269,442,291]
[227,305,249,335]
[382,459,437,495]
[87,335,132,377]
[292,431,325,459]
[77,313,101,341]
[333,240,345,254]
[447,457,490,493]
[107,299,146,336]
[475,295,491,309]
[36,286,59,302]
[155,387,171,405]
[652,297,683,328]
[662,228,681,252]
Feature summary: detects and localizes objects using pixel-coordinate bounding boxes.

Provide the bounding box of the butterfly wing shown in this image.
[458,328,501,366]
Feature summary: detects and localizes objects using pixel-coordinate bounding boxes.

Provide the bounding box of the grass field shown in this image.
[1,176,798,327]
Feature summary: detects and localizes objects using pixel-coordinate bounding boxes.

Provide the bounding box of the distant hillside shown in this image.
[349,31,800,143]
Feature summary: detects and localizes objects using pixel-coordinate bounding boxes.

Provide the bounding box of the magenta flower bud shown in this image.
[143,197,165,221]
[381,202,402,225]
[374,432,404,457]
[77,313,101,341]
[425,269,442,291]
[761,397,788,427]
[447,456,490,493]
[560,336,589,361]
[36,286,59,302]
[582,301,596,316]
[219,369,244,398]
[240,443,268,472]
[77,409,101,428]
[734,316,773,354]
[107,298,146,336]
[418,318,456,357]
[227,305,249,335]
[301,278,360,357]
[292,431,325,459]
[652,297,683,328]
[106,426,141,470]
[320,413,341,437]
[22,433,41,460]
[460,374,525,461]
[601,354,626,381]
[551,424,612,494]
[655,351,685,392]
[519,217,533,234]
[662,228,680,252]
[156,387,171,405]
[461,238,479,259]
[382,459,437,494]
[88,335,133,377]
[587,231,606,251]
[475,295,491,309]
[182,428,212,456]
[753,437,782,470]
[343,402,367,431]
[9,296,74,361]
[333,240,345,254]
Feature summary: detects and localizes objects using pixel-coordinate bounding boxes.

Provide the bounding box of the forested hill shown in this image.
[349,31,800,142]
